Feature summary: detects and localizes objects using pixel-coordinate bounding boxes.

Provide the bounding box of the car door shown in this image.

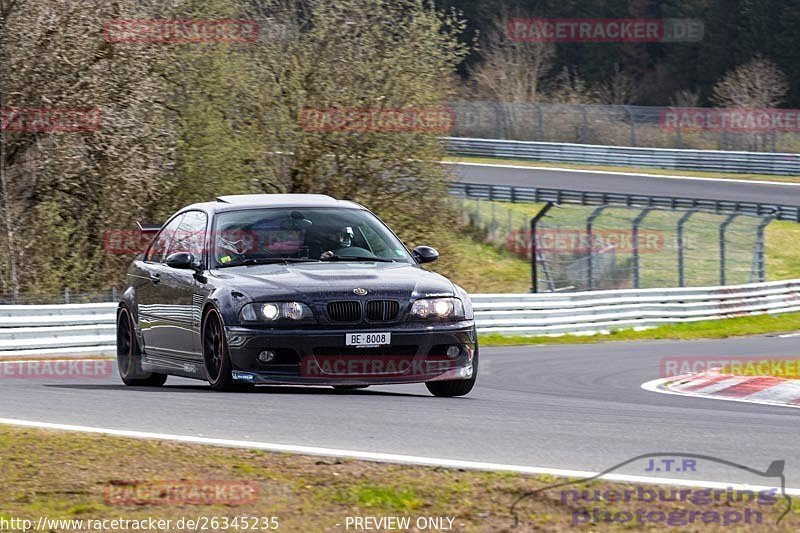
[137,213,185,356]
[160,210,208,360]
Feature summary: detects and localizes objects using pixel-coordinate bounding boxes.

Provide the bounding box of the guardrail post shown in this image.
[677,209,696,287]
[529,202,554,293]
[719,214,738,285]
[586,206,608,290]
[632,207,653,289]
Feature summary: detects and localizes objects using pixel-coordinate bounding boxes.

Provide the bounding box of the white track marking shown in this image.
[444,161,800,188]
[690,377,750,394]
[642,377,800,410]
[778,333,800,338]
[1,417,799,495]
[745,381,800,402]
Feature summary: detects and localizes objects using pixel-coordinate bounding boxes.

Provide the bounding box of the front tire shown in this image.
[425,348,478,397]
[116,306,167,387]
[203,307,236,391]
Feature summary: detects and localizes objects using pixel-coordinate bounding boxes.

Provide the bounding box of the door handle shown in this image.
[150,273,161,284]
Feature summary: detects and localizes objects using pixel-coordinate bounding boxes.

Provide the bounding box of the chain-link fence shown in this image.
[455,198,770,292]
[448,101,800,153]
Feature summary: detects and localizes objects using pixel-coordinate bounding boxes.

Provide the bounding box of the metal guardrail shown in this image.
[0,279,798,356]
[445,136,800,176]
[472,279,800,335]
[449,182,800,222]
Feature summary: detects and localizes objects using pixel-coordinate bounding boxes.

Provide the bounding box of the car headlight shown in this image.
[409,297,465,320]
[240,302,313,322]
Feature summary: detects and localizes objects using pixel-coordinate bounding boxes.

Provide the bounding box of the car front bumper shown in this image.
[223,320,477,386]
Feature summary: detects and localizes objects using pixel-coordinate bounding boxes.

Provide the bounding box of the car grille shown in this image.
[327,301,362,322]
[366,300,400,322]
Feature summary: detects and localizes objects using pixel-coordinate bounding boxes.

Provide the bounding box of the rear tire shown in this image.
[425,348,478,398]
[116,307,167,387]
[203,307,236,391]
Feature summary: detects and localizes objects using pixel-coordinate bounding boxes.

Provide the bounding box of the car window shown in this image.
[167,210,207,259]
[145,213,185,263]
[211,207,413,267]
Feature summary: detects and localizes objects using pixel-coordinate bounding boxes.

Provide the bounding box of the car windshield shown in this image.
[211,207,413,268]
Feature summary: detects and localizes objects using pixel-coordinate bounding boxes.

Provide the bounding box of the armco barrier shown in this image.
[445,136,800,176]
[0,279,798,358]
[471,279,800,335]
[449,182,800,222]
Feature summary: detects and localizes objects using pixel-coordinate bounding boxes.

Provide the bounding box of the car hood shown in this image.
[209,262,455,301]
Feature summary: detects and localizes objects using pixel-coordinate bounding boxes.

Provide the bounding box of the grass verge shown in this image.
[1,426,798,531]
[479,311,800,347]
[445,155,800,184]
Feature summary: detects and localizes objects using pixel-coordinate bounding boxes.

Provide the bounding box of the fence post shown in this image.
[493,101,503,139]
[535,103,544,141]
[586,206,608,290]
[529,202,554,293]
[63,287,70,304]
[625,106,637,147]
[580,106,589,143]
[632,207,653,289]
[719,214,738,285]
[754,216,774,283]
[677,210,695,287]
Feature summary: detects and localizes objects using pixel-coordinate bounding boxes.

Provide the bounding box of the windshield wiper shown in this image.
[319,255,397,263]
[218,257,320,268]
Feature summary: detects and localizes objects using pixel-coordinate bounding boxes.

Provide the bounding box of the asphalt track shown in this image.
[1,336,799,489]
[449,162,800,206]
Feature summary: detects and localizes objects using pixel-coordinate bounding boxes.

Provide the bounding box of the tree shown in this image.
[0,0,178,298]
[468,8,554,103]
[711,55,789,108]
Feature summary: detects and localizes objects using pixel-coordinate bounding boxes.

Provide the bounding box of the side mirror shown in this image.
[412,246,439,264]
[165,252,199,271]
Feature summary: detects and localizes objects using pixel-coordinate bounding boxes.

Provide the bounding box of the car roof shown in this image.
[181,194,366,214]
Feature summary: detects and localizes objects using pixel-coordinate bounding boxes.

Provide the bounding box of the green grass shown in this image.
[479,311,800,346]
[446,155,800,184]
[3,426,800,531]
[767,221,800,280]
[429,232,532,293]
[448,198,800,291]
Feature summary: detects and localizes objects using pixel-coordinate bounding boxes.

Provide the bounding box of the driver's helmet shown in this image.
[217,230,251,256]
[334,226,354,248]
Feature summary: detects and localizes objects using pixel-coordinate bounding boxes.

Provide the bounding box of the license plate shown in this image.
[346,332,391,347]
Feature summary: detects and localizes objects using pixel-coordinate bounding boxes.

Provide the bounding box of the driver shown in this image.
[320,226,354,259]
[216,230,253,264]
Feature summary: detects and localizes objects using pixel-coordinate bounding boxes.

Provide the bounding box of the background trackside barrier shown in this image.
[0,280,798,357]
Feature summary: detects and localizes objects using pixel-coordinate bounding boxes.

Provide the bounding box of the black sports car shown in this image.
[117,194,478,396]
